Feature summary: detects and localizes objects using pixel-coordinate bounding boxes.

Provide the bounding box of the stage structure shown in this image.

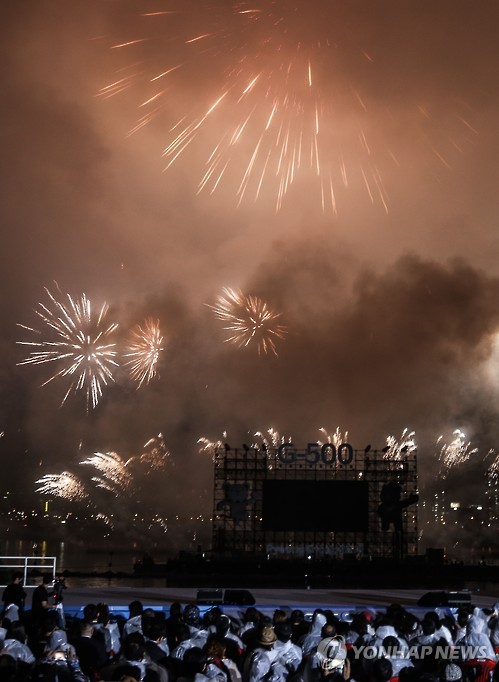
[213,443,418,560]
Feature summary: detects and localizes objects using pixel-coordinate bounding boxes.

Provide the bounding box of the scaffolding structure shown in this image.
[212,445,418,560]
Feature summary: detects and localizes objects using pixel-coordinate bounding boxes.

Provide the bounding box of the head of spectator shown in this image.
[372,657,393,682]
[257,625,277,650]
[273,609,287,625]
[205,638,226,660]
[322,623,338,640]
[242,607,260,625]
[425,612,442,629]
[456,610,469,631]
[9,572,23,586]
[122,632,146,662]
[83,603,98,624]
[203,607,222,629]
[275,622,293,644]
[143,619,166,644]
[129,601,143,619]
[421,617,437,637]
[8,624,28,645]
[382,635,400,657]
[79,620,94,638]
[168,603,182,619]
[182,647,207,678]
[351,613,369,634]
[215,615,231,639]
[183,605,201,630]
[97,602,111,625]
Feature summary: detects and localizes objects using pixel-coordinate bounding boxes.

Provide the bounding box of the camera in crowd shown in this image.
[52,576,67,604]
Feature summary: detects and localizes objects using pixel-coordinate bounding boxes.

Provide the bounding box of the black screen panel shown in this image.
[262,480,368,531]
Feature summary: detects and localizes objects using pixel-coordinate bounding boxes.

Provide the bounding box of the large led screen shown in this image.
[262,480,369,532]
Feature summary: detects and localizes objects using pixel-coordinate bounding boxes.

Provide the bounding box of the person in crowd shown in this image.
[30,576,54,631]
[5,593,499,682]
[94,602,121,659]
[243,626,279,682]
[70,620,108,678]
[213,616,244,669]
[143,620,170,666]
[124,603,145,638]
[455,615,496,662]
[238,610,264,653]
[299,612,328,658]
[171,608,209,662]
[176,645,228,682]
[379,635,414,678]
[106,632,168,682]
[272,622,302,680]
[2,573,27,623]
[165,604,183,653]
[1,623,35,665]
[205,638,240,682]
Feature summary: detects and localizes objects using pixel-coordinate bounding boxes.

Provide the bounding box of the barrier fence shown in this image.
[0,556,56,587]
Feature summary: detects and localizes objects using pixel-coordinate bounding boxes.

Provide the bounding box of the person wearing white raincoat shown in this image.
[243,626,279,682]
[454,615,496,662]
[299,612,328,658]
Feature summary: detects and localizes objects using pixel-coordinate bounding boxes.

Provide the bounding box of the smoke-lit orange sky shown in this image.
[1,1,499,556]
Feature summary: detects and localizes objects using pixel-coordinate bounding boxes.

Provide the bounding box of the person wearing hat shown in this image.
[242,625,278,682]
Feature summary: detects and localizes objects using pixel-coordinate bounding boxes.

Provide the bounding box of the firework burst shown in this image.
[383,428,417,460]
[124,318,164,388]
[99,1,476,214]
[198,432,227,460]
[17,286,119,409]
[138,432,170,470]
[36,434,171,514]
[318,426,349,447]
[80,451,134,494]
[486,450,499,481]
[35,472,88,502]
[208,287,287,356]
[437,429,478,475]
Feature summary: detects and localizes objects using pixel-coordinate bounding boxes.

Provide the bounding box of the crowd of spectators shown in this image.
[1,573,499,682]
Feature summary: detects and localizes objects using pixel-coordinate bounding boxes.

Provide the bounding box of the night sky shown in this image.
[1,1,499,556]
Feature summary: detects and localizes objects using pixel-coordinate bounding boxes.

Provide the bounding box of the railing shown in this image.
[0,556,56,587]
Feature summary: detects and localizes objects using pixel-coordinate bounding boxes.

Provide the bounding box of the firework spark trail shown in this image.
[124,318,164,388]
[318,426,349,447]
[80,451,134,494]
[437,429,478,475]
[383,428,417,460]
[208,287,287,356]
[99,2,478,213]
[139,432,170,470]
[17,286,119,409]
[253,427,292,449]
[35,472,88,502]
[198,431,227,460]
[97,2,401,213]
[487,450,499,480]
